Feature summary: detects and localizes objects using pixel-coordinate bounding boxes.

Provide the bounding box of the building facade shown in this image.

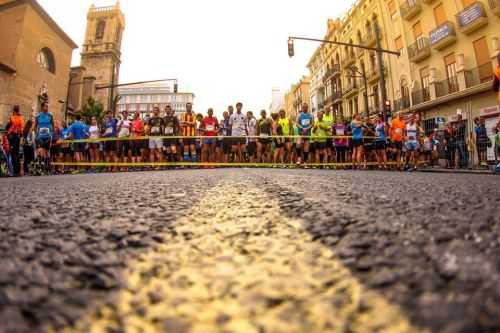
[306,0,499,130]
[79,2,125,112]
[0,0,77,127]
[269,88,285,114]
[284,76,310,119]
[117,82,195,117]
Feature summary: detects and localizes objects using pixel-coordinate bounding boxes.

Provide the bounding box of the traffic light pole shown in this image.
[289,32,400,121]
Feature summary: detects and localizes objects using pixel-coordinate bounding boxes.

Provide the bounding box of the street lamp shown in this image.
[288,30,399,120]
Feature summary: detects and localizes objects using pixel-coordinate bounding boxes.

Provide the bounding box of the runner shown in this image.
[229,102,247,163]
[50,120,64,173]
[180,102,197,162]
[217,111,231,163]
[296,103,314,164]
[351,114,364,170]
[323,107,335,162]
[363,117,376,165]
[102,111,118,171]
[67,114,89,169]
[246,111,258,163]
[200,108,219,163]
[163,105,179,162]
[333,118,348,167]
[34,101,54,173]
[405,114,422,171]
[389,112,406,170]
[148,106,165,164]
[374,113,388,169]
[88,116,101,165]
[130,111,145,164]
[312,111,331,165]
[6,105,24,176]
[257,110,272,163]
[195,113,204,162]
[117,111,132,165]
[278,109,293,164]
[271,112,285,164]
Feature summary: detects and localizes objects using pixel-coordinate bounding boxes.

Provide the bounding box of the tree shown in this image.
[80,97,105,123]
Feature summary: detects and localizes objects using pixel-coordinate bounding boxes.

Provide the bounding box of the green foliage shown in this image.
[80,97,105,123]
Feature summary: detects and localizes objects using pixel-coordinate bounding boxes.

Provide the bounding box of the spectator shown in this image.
[22,114,35,175]
[474,117,489,167]
[7,105,24,176]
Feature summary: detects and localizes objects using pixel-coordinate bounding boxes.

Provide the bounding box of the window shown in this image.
[433,4,446,26]
[96,20,106,40]
[444,53,459,92]
[412,21,423,40]
[395,36,404,55]
[388,0,397,19]
[36,48,56,74]
[420,67,430,101]
[473,37,493,82]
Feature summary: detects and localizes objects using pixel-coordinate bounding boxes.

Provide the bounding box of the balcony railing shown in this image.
[332,91,343,103]
[465,63,494,88]
[456,1,488,35]
[411,89,430,105]
[490,0,500,16]
[362,31,377,47]
[435,77,459,98]
[400,0,422,20]
[393,97,411,112]
[429,21,457,50]
[407,38,431,63]
[342,54,356,68]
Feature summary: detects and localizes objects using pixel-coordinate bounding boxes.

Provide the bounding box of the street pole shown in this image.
[361,66,369,118]
[374,23,388,121]
[109,64,116,116]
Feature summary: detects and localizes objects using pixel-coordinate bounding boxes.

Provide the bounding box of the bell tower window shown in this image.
[96,20,106,40]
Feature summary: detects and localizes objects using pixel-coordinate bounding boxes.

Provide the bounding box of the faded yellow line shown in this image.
[55,182,425,333]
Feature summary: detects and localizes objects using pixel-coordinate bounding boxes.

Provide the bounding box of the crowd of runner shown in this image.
[2,101,499,177]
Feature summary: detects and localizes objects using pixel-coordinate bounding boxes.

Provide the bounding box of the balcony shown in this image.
[456,2,488,35]
[342,53,356,68]
[408,38,431,63]
[465,63,494,88]
[366,67,388,84]
[435,77,460,98]
[362,31,377,47]
[400,0,422,21]
[344,82,359,98]
[411,89,431,106]
[429,21,457,51]
[490,0,500,16]
[332,91,343,103]
[393,97,411,112]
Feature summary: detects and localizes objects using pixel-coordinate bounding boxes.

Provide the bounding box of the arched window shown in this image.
[96,20,106,40]
[37,47,56,74]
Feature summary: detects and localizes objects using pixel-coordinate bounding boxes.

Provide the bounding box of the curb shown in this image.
[418,168,496,175]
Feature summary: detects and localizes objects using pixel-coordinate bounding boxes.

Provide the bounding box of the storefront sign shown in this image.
[457,3,484,27]
[479,105,500,117]
[430,23,453,45]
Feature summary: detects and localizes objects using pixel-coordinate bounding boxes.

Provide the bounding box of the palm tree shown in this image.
[80,97,105,123]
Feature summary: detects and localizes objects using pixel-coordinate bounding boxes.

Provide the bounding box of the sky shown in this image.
[39,0,355,115]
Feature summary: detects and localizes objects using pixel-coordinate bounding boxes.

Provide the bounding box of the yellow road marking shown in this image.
[55,182,425,333]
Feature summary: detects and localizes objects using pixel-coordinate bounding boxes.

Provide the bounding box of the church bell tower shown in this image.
[80,1,125,111]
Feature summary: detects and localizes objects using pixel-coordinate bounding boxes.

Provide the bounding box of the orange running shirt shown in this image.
[180,112,196,137]
[390,118,406,142]
[8,115,25,135]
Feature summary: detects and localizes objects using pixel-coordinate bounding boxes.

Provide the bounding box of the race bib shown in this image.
[119,128,130,137]
[376,131,381,137]
[165,127,174,135]
[260,133,269,137]
[395,128,403,136]
[39,127,49,135]
[105,127,113,135]
[409,136,416,141]
[336,128,344,136]
[151,126,160,135]
[302,119,311,126]
[206,125,215,132]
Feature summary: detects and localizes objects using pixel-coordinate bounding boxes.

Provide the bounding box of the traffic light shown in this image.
[173,83,178,94]
[384,100,392,120]
[288,38,294,58]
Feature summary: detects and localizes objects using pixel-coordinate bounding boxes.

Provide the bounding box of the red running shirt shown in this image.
[202,117,219,136]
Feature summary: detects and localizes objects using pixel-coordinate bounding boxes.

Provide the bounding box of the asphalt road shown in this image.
[1,170,499,333]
